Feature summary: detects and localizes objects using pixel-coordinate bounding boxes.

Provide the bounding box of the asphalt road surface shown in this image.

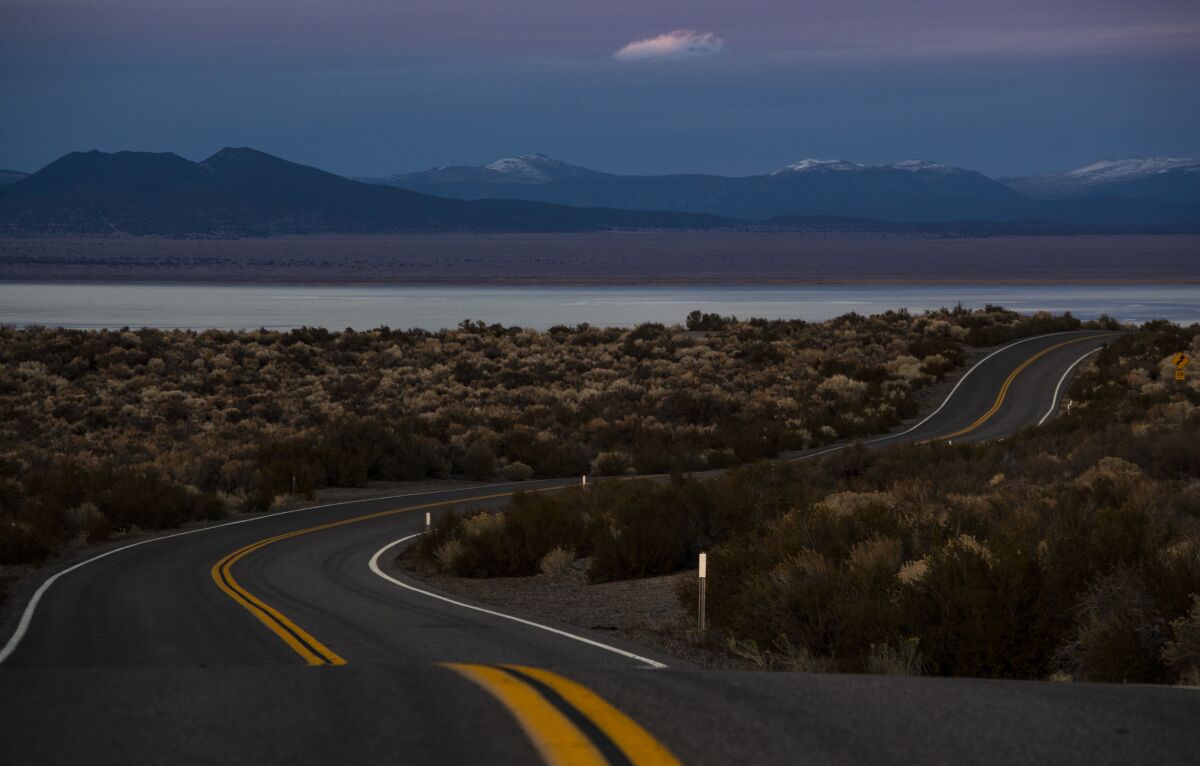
[3,329,1197,765]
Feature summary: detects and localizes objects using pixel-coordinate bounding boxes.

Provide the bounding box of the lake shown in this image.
[1,283,1197,330]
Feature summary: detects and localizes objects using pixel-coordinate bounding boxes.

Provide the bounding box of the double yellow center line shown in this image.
[444,663,681,766]
[210,490,521,666]
[212,535,347,665]
[930,334,1101,442]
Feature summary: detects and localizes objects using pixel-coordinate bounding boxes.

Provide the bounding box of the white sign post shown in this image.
[698,552,708,637]
[425,511,431,532]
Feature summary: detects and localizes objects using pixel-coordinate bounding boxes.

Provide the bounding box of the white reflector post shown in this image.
[698,552,707,578]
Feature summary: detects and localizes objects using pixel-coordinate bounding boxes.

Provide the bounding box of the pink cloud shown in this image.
[613,29,725,61]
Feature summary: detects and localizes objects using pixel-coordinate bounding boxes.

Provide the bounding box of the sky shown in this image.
[1,1,1198,178]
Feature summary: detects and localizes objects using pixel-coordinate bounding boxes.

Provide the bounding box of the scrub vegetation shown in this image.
[410,322,1200,684]
[0,305,1091,568]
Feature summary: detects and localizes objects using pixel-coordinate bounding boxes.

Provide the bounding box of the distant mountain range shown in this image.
[365,154,1200,227]
[366,155,1027,222]
[1,148,1198,236]
[0,149,733,236]
[1003,158,1200,202]
[0,170,29,186]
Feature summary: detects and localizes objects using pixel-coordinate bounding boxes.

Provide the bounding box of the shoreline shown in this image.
[3,282,1198,330]
[2,276,1199,286]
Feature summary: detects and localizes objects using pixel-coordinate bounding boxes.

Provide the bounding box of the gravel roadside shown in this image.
[403,557,749,669]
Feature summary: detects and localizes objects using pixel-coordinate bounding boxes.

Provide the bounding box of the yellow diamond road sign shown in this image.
[1173,352,1190,369]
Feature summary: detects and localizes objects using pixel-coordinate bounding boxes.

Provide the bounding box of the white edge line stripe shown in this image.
[368,536,668,670]
[1038,347,1102,426]
[0,478,558,666]
[789,330,1113,462]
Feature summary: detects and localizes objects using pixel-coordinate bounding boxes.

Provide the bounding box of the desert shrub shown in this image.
[589,512,688,582]
[960,308,1083,347]
[461,511,505,538]
[249,438,322,510]
[435,538,465,571]
[411,508,465,567]
[461,442,496,480]
[1055,572,1169,683]
[723,635,836,673]
[702,448,738,469]
[92,468,224,531]
[1163,596,1200,685]
[587,481,703,582]
[506,493,593,562]
[539,546,576,576]
[316,418,442,486]
[902,533,1045,677]
[418,492,594,578]
[686,311,735,332]
[591,451,632,476]
[531,441,592,479]
[866,638,924,676]
[0,523,53,566]
[502,462,534,482]
[449,518,527,577]
[64,501,111,542]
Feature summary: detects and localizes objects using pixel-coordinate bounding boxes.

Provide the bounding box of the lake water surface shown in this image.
[1,283,1197,330]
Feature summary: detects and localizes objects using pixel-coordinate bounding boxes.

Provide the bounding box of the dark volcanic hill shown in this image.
[368,154,1200,227]
[0,149,735,235]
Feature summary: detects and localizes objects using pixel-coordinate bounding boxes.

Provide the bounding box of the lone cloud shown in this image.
[613,30,725,62]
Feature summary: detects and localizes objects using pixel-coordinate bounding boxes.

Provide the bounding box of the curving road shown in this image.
[3,329,1197,765]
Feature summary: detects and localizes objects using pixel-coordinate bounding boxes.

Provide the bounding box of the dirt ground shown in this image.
[406,558,748,669]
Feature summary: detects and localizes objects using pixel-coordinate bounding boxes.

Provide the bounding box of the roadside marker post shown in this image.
[582,475,587,489]
[698,552,707,637]
[425,511,431,532]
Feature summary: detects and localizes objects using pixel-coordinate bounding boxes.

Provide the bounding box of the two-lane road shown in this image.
[4,329,1197,765]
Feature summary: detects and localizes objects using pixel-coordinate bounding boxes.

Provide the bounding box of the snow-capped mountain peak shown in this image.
[772,159,863,174]
[484,155,554,181]
[378,153,604,186]
[1063,157,1200,181]
[772,158,962,175]
[890,159,950,172]
[1003,156,1200,201]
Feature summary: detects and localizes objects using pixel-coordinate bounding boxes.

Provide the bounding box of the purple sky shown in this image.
[2,0,1198,177]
